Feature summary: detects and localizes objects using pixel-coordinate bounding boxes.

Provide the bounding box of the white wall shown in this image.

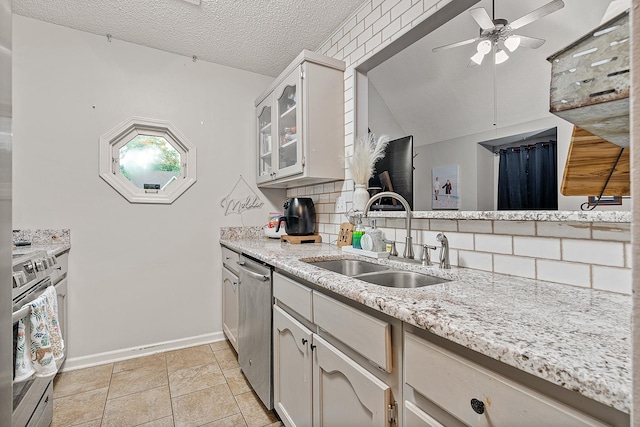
[12,16,282,364]
[367,80,405,139]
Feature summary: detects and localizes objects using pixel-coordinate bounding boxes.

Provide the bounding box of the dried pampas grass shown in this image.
[347,134,390,185]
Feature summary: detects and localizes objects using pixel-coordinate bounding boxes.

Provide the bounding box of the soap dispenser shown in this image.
[352,216,365,249]
[367,219,384,252]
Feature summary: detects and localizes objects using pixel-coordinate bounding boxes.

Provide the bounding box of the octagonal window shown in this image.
[100,118,196,204]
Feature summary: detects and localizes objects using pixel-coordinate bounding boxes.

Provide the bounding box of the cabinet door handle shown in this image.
[470,398,485,415]
[310,344,316,351]
[301,338,308,345]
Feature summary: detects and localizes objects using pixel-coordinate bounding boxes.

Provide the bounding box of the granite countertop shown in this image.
[13,243,70,258]
[370,209,631,223]
[220,237,631,414]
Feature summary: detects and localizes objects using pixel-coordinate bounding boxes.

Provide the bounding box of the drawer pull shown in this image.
[301,338,308,345]
[470,398,485,415]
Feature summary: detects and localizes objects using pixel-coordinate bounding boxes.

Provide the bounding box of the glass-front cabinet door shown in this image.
[274,68,303,179]
[256,98,273,183]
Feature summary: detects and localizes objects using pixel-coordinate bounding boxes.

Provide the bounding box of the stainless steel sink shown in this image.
[355,270,450,288]
[308,259,450,288]
[309,259,390,276]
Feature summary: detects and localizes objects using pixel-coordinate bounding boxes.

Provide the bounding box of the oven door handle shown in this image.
[12,304,31,323]
[237,263,269,282]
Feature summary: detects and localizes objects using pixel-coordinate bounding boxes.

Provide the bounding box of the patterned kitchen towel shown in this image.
[29,295,57,377]
[14,317,36,382]
[44,286,64,360]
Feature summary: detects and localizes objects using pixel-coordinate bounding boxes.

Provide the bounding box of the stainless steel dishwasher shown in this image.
[237,255,273,409]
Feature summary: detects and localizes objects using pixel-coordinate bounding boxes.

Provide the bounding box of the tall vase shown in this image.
[353,184,370,212]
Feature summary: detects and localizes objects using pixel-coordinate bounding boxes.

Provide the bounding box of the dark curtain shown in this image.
[497,142,557,210]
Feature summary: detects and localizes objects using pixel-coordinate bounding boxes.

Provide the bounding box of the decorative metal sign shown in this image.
[221,175,264,215]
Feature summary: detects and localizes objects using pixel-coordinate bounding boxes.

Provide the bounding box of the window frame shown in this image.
[99,117,197,204]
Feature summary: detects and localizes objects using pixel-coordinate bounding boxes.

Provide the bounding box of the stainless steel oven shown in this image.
[11,251,66,427]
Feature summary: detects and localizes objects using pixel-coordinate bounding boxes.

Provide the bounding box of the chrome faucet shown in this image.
[364,191,414,259]
[436,233,450,269]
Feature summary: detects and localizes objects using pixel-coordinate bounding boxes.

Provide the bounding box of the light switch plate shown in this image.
[335,196,346,213]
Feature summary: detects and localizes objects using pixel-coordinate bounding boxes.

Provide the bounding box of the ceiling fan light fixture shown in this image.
[504,35,521,52]
[470,51,486,65]
[495,49,509,64]
[477,40,492,54]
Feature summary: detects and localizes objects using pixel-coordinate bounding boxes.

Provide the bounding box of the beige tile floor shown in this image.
[51,340,282,427]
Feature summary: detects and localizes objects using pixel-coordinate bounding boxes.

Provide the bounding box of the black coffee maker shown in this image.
[275,198,316,236]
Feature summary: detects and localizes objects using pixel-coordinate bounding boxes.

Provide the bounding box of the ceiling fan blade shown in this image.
[509,0,565,30]
[517,35,546,49]
[432,37,480,52]
[470,7,495,31]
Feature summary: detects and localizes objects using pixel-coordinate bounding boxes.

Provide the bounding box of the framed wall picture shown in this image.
[432,165,459,210]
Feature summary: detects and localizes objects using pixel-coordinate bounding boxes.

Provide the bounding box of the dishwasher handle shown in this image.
[237,261,269,282]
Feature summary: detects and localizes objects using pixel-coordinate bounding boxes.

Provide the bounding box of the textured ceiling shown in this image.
[368,0,612,146]
[12,0,364,77]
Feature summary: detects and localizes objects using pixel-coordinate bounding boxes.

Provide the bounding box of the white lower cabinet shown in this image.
[273,272,395,427]
[313,335,391,426]
[404,401,444,427]
[404,331,609,427]
[273,306,313,427]
[221,266,239,352]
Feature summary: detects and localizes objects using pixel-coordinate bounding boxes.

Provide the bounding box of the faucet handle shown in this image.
[384,239,398,257]
[421,245,437,265]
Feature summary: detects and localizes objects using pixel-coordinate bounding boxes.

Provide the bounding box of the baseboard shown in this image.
[60,331,226,372]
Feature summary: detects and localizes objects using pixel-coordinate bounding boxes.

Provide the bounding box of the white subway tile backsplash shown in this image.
[343,39,358,57]
[591,224,631,242]
[366,32,382,53]
[350,45,366,63]
[325,43,338,58]
[337,33,350,51]
[537,260,590,288]
[458,250,492,272]
[444,232,474,250]
[373,11,391,34]
[382,18,402,40]
[331,29,344,46]
[536,222,590,239]
[458,220,492,233]
[345,120,354,135]
[382,0,402,15]
[513,236,560,260]
[475,234,512,254]
[493,221,535,236]
[343,15,357,33]
[358,26,373,46]
[365,6,382,29]
[494,255,535,279]
[349,21,366,41]
[562,239,624,267]
[592,266,632,294]
[418,230,438,246]
[391,0,412,21]
[401,1,423,26]
[412,219,429,230]
[323,183,334,193]
[357,3,373,22]
[625,243,631,268]
[429,219,457,232]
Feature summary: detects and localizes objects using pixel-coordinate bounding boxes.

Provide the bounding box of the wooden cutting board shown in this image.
[337,223,353,247]
[560,126,630,196]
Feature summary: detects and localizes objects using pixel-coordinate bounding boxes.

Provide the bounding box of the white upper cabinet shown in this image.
[255,50,345,188]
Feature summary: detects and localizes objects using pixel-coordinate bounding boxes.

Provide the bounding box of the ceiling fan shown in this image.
[432,0,565,66]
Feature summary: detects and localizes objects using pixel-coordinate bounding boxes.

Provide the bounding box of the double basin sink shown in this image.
[307,259,450,289]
